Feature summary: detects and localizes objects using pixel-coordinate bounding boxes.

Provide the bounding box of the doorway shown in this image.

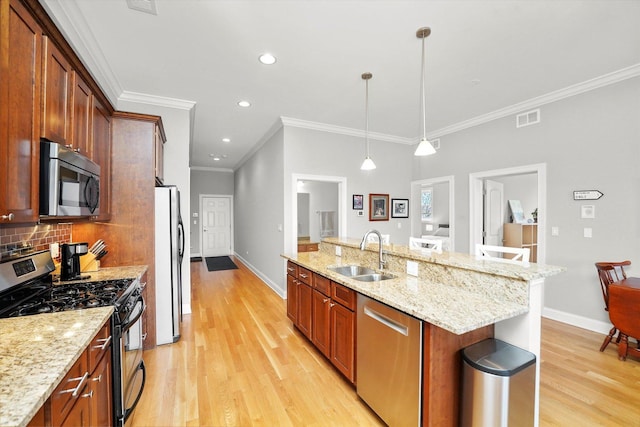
[410,175,455,252]
[290,174,347,254]
[200,195,233,257]
[469,163,546,262]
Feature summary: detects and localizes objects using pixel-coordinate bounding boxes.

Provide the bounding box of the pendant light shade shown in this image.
[415,27,436,157]
[360,72,376,170]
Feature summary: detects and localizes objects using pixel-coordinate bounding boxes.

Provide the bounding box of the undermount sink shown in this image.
[328,265,376,277]
[352,273,396,282]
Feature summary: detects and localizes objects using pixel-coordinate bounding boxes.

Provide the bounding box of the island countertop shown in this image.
[0,307,114,427]
[282,241,564,335]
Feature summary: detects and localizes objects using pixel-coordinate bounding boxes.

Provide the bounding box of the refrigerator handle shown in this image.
[178,220,185,258]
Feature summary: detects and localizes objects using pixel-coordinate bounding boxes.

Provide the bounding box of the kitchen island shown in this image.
[282,237,565,426]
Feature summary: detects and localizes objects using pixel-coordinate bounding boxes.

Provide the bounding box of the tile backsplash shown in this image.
[0,224,72,259]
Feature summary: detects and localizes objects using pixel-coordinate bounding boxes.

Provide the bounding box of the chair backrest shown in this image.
[608,283,640,339]
[475,244,530,266]
[595,261,631,310]
[366,234,390,244]
[409,237,443,254]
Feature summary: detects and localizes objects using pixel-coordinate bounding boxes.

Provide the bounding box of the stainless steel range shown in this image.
[0,250,146,427]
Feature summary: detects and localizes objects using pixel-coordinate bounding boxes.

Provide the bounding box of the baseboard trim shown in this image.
[542,307,612,335]
[233,253,286,298]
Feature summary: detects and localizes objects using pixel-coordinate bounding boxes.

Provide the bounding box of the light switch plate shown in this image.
[551,226,559,236]
[335,246,342,256]
[584,227,593,238]
[407,260,418,276]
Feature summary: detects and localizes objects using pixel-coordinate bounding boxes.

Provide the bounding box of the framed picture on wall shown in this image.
[391,198,409,218]
[369,194,389,221]
[353,194,364,210]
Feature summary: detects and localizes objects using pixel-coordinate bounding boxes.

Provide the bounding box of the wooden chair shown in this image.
[608,283,640,361]
[409,237,443,254]
[595,261,631,351]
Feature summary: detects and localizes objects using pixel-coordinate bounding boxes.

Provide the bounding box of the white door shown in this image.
[202,197,231,257]
[483,180,504,246]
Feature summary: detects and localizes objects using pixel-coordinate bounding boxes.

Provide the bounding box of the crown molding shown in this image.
[280,117,415,145]
[118,91,196,111]
[428,63,640,139]
[39,0,122,106]
[234,119,286,171]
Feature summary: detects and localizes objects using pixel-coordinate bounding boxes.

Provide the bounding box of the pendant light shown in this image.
[414,27,436,156]
[360,72,376,170]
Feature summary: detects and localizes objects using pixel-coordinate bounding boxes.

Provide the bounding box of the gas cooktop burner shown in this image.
[0,278,136,318]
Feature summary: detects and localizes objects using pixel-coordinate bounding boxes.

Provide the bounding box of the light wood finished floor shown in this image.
[130,257,640,427]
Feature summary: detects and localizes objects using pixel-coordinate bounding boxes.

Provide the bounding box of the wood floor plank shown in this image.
[129,257,640,426]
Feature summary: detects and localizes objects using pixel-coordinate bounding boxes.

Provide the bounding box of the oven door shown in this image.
[117,294,146,426]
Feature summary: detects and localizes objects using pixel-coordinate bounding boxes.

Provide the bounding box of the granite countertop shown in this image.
[322,237,565,281]
[55,264,148,285]
[283,250,533,335]
[0,307,114,427]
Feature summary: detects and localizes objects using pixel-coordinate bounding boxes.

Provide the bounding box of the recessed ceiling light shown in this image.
[238,100,251,108]
[222,138,231,143]
[259,53,277,65]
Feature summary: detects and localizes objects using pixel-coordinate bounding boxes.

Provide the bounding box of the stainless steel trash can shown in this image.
[460,338,536,427]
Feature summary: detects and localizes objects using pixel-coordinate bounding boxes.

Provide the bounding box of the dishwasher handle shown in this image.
[363,306,409,336]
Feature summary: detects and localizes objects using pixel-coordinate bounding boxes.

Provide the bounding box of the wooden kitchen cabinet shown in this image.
[286,272,298,324]
[91,97,112,221]
[41,36,72,146]
[35,319,112,427]
[503,223,538,262]
[0,0,42,224]
[69,72,93,158]
[296,267,313,339]
[312,288,331,357]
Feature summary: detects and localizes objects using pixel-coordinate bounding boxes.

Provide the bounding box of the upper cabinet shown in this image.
[0,0,42,224]
[91,97,111,221]
[42,36,72,146]
[70,72,93,158]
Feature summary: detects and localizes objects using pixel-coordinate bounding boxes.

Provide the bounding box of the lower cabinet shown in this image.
[30,319,112,427]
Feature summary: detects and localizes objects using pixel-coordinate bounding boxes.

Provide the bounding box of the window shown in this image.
[421,187,433,221]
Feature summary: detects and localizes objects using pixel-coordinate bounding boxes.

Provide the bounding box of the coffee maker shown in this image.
[60,242,90,281]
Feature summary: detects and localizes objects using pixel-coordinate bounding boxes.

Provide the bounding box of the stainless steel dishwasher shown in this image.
[357,294,423,426]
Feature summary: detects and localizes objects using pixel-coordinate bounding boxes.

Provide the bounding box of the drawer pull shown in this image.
[299,273,308,279]
[92,335,112,351]
[81,390,94,399]
[92,374,102,383]
[60,372,89,397]
[287,267,294,272]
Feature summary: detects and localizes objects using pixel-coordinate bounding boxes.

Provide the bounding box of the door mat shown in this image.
[190,257,202,262]
[205,256,238,272]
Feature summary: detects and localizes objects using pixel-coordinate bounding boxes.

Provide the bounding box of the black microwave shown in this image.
[40,141,100,217]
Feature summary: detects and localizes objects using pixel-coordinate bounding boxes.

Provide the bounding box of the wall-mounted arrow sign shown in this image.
[573,190,604,200]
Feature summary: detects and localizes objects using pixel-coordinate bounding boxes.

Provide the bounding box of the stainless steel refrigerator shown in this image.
[155,185,184,345]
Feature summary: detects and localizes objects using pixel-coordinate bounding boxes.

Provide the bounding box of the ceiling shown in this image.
[41,0,640,171]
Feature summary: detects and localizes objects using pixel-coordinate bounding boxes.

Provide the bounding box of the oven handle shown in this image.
[121,295,145,333]
[123,360,146,422]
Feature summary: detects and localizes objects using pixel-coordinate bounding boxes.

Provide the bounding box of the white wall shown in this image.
[413,77,640,327]
[117,99,193,313]
[234,128,286,295]
[495,174,538,224]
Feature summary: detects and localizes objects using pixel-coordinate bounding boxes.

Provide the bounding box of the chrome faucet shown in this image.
[360,229,387,270]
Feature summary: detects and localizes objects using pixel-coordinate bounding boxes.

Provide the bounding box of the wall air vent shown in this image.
[516,109,540,128]
[126,0,158,15]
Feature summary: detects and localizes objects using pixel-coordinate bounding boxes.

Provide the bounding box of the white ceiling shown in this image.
[41,0,640,171]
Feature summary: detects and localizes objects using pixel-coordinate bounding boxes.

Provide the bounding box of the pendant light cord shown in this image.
[365,77,370,157]
[420,35,427,140]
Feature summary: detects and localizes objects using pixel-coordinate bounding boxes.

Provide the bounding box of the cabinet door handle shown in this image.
[81,390,94,399]
[1,213,14,221]
[92,374,102,383]
[92,335,112,351]
[323,298,329,303]
[330,303,336,308]
[59,372,89,397]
